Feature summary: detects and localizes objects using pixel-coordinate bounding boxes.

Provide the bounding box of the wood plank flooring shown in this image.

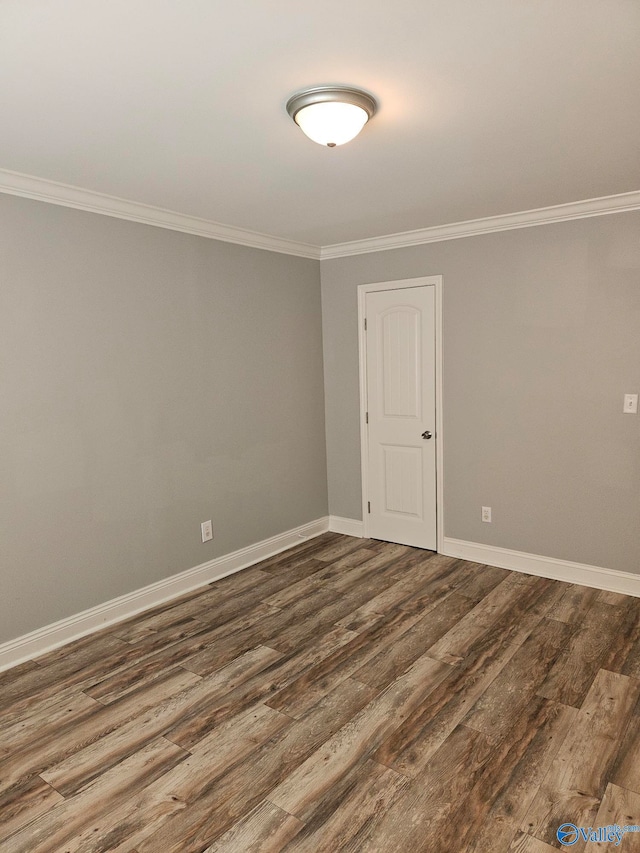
[2,532,640,852]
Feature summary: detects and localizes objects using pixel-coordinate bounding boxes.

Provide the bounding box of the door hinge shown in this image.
[365,411,368,424]
[364,317,367,331]
[367,501,371,514]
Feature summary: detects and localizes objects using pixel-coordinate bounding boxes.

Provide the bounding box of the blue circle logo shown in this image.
[557,824,580,846]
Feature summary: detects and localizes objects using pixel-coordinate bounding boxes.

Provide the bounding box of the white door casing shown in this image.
[358,277,443,551]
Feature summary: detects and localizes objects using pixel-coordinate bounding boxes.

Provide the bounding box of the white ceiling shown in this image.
[1,0,639,248]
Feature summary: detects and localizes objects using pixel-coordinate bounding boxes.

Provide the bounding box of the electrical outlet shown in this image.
[201,520,213,542]
[623,393,638,414]
[481,506,492,523]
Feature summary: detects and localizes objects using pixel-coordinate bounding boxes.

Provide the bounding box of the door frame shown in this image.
[357,275,444,550]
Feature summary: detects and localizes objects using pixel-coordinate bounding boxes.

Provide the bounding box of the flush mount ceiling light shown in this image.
[286,86,377,148]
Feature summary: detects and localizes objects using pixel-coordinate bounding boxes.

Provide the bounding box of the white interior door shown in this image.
[365,285,437,550]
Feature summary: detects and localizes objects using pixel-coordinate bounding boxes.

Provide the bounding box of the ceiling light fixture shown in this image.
[286,86,377,148]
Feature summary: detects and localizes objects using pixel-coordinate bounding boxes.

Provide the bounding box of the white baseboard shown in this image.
[329,516,365,537]
[0,516,330,673]
[441,537,640,598]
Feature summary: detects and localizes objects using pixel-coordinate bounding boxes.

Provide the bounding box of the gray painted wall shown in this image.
[0,195,327,644]
[322,212,640,574]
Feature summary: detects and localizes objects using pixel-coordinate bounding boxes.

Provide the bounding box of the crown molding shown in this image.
[2,167,639,262]
[320,190,640,259]
[0,168,321,260]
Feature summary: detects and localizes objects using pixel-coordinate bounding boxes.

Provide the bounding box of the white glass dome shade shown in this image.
[286,87,377,147]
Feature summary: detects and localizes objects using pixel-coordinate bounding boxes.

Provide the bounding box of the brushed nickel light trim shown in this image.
[286,86,377,119]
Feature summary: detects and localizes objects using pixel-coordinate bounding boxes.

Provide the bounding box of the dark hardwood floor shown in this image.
[2,533,640,852]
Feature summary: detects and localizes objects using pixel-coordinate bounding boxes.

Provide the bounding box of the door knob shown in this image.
[421,430,432,440]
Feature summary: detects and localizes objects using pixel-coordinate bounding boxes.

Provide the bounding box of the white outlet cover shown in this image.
[623,393,638,414]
